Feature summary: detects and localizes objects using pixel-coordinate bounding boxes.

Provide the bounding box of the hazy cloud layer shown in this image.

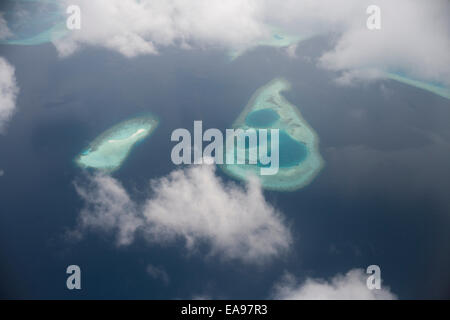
[0,57,19,133]
[73,164,292,263]
[52,0,450,85]
[273,269,397,300]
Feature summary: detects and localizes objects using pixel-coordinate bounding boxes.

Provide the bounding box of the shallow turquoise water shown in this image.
[245,109,280,127]
[233,129,307,168]
[387,72,450,100]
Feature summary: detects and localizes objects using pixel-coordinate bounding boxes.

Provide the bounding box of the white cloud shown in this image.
[332,69,385,87]
[0,57,19,133]
[55,0,268,58]
[315,0,450,86]
[273,269,397,300]
[285,44,298,59]
[73,164,292,263]
[146,264,170,285]
[192,295,213,300]
[0,169,4,177]
[54,0,449,85]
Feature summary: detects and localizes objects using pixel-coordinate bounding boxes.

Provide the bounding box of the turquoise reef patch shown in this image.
[221,78,324,191]
[75,114,159,172]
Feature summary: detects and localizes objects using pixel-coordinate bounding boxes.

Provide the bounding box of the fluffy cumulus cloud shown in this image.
[55,0,267,57]
[73,164,292,263]
[0,57,19,133]
[273,269,397,300]
[53,0,450,85]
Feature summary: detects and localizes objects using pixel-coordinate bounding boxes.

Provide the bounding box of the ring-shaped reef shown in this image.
[221,78,324,191]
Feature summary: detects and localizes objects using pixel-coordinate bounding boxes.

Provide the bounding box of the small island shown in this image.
[221,78,324,191]
[75,114,159,172]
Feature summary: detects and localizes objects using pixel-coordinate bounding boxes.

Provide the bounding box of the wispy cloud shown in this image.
[72,164,292,264]
[146,264,170,285]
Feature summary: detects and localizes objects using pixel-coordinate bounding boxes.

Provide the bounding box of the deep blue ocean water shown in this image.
[0,37,450,299]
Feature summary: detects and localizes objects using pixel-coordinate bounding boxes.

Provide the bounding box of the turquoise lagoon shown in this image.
[75,115,159,172]
[221,78,324,191]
